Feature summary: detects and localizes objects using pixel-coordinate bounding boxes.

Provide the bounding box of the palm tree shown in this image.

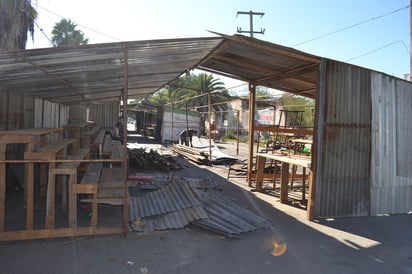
[0,0,37,50]
[51,19,89,47]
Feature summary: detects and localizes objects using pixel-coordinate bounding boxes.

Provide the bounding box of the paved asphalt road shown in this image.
[1,140,411,274]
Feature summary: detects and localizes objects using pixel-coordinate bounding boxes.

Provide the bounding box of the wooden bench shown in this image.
[111,140,124,167]
[81,167,128,206]
[38,138,76,155]
[45,147,90,229]
[70,162,104,228]
[92,129,106,158]
[101,134,112,159]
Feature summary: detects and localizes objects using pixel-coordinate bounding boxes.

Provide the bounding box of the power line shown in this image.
[33,21,53,45]
[293,5,409,47]
[37,5,122,42]
[346,40,410,62]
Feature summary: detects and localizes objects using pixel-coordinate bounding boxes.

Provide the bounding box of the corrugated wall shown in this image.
[370,73,412,214]
[34,98,68,128]
[89,102,120,129]
[316,60,371,218]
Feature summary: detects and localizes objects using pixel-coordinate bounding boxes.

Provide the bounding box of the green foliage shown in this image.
[51,18,89,47]
[221,129,247,142]
[279,94,315,128]
[148,72,229,110]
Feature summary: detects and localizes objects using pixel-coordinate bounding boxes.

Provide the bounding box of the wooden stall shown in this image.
[0,127,124,241]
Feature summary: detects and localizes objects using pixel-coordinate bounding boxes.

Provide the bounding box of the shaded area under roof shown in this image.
[0,34,321,106]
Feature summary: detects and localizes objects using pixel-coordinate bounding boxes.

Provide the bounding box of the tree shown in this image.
[149,72,228,109]
[51,19,89,47]
[0,0,37,50]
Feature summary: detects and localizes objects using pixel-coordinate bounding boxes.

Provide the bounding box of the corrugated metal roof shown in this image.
[199,33,320,99]
[0,37,223,105]
[0,34,321,106]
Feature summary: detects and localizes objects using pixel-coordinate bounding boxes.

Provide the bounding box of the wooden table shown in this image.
[255,153,311,203]
[0,128,64,232]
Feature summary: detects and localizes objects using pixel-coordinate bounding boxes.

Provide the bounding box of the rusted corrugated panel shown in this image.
[370,73,412,214]
[316,60,371,218]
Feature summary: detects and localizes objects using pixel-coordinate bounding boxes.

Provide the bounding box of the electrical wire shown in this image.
[37,5,122,42]
[33,21,53,45]
[346,40,410,62]
[293,5,409,47]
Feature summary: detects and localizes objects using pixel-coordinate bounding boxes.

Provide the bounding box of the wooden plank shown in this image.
[56,148,90,170]
[39,138,76,154]
[256,153,311,168]
[102,135,112,157]
[111,140,123,160]
[80,162,103,184]
[0,226,122,242]
[93,129,106,145]
[0,144,5,232]
[255,125,313,136]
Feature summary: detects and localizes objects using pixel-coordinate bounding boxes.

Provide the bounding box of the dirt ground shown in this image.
[1,139,412,274]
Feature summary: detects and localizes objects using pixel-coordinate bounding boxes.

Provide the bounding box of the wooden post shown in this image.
[254,155,266,191]
[0,144,6,232]
[280,162,289,203]
[247,82,256,185]
[306,171,315,220]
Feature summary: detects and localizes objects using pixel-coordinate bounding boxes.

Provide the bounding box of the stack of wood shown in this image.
[172,144,210,164]
[128,148,183,171]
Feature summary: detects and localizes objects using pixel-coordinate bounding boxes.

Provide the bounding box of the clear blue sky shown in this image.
[28,0,410,86]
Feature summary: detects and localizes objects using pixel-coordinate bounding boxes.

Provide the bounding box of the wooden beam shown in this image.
[254,125,313,136]
[0,226,122,242]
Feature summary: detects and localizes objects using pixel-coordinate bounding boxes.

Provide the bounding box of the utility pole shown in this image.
[236,10,265,38]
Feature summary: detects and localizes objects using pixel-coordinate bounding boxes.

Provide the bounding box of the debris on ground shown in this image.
[172,137,239,165]
[129,176,271,238]
[128,148,183,171]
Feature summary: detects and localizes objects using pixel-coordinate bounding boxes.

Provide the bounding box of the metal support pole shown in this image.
[208,92,212,164]
[122,43,129,237]
[236,109,240,156]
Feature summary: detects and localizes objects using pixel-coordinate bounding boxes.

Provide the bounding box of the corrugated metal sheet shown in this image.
[89,102,119,129]
[370,73,412,214]
[0,37,224,105]
[192,190,271,238]
[316,60,371,218]
[130,206,208,232]
[129,176,271,237]
[129,179,207,232]
[129,180,202,219]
